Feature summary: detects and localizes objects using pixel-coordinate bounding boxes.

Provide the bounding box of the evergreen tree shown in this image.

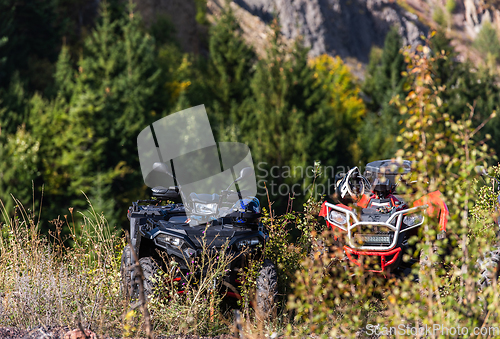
[0,4,13,88]
[0,124,40,212]
[150,14,178,47]
[244,21,330,208]
[361,27,407,161]
[175,6,256,141]
[29,3,163,228]
[430,30,500,156]
[473,21,500,63]
[429,30,457,87]
[0,0,61,93]
[0,73,29,137]
[363,27,406,111]
[205,8,255,131]
[309,55,366,165]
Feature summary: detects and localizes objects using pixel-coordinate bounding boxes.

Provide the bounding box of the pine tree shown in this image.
[0,124,40,212]
[430,30,500,156]
[244,21,330,208]
[363,27,406,111]
[0,0,61,93]
[473,21,500,63]
[0,4,13,88]
[309,55,366,165]
[29,2,163,228]
[206,8,255,128]
[0,73,29,136]
[361,27,407,161]
[176,6,256,141]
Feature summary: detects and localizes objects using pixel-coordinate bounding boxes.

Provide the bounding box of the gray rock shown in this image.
[233,0,427,62]
[131,0,427,68]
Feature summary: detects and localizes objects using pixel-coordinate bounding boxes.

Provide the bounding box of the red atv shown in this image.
[319,159,449,277]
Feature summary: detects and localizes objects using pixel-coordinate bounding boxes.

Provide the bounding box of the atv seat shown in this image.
[189,192,220,203]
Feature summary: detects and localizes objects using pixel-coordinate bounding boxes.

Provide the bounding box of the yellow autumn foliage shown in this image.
[309,54,366,162]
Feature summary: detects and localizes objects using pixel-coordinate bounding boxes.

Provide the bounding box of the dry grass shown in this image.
[2,188,500,338]
[0,195,124,336]
[0,195,273,337]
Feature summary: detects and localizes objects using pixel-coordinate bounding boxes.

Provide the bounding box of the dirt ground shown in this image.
[0,327,234,339]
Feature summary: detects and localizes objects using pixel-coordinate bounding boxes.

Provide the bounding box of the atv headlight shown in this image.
[236,237,261,250]
[329,210,347,225]
[403,214,424,226]
[155,233,184,248]
[194,202,218,215]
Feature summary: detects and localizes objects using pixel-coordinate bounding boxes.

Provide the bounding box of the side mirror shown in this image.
[144,162,175,188]
[475,166,488,176]
[235,167,254,182]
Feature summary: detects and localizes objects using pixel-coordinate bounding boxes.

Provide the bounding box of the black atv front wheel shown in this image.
[120,245,134,300]
[139,256,161,297]
[477,247,500,290]
[120,246,160,299]
[255,259,278,320]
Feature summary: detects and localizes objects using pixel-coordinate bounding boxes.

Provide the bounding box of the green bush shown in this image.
[474,21,500,63]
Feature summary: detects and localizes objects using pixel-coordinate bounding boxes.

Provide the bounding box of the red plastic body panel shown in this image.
[343,246,402,273]
[412,191,449,231]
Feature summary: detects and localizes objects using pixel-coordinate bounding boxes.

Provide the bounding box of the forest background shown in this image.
[1,0,500,233]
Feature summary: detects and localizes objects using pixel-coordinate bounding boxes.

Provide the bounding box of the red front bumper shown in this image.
[343,246,402,273]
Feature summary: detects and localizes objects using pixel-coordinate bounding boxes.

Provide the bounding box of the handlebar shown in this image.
[189,190,255,205]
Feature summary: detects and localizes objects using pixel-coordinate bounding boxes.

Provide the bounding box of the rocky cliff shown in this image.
[132,0,426,64]
[405,0,500,63]
[131,0,500,74]
[223,0,426,63]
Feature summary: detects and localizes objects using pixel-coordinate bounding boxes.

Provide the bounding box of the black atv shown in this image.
[120,167,277,316]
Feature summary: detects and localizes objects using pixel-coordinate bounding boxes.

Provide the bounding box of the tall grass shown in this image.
[1,182,500,338]
[0,195,124,336]
[147,236,235,335]
[0,194,257,337]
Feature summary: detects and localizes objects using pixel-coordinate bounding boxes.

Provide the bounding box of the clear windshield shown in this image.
[363,159,412,187]
[137,105,257,225]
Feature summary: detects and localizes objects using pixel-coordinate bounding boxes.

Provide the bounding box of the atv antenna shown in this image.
[149,124,179,187]
[170,159,178,187]
[149,124,164,163]
[228,167,242,201]
[225,167,254,201]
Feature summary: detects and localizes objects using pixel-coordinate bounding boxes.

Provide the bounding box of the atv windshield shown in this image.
[363,159,412,188]
[137,105,257,225]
